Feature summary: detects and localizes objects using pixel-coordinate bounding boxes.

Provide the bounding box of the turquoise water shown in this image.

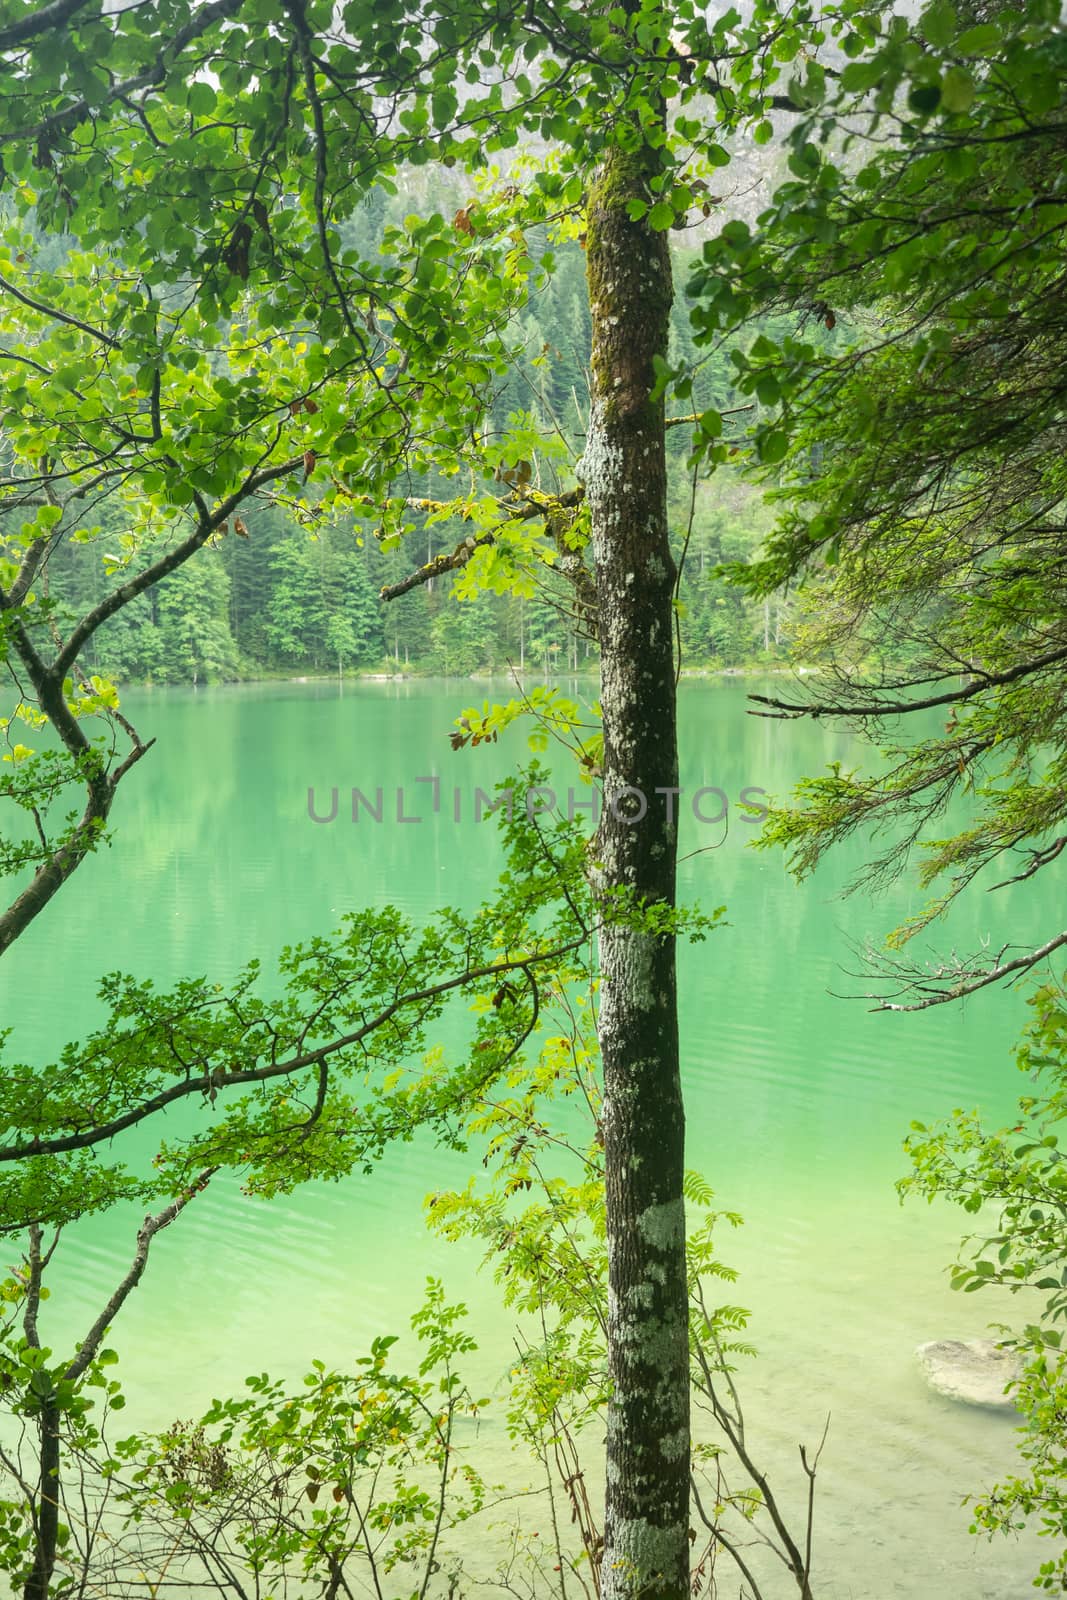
[0,677,1055,1597]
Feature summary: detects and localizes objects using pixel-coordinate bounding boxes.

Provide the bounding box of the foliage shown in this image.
[0,772,592,1230]
[904,984,1067,1322]
[426,988,822,1600]
[0,1260,495,1598]
[0,1082,821,1600]
[14,235,786,686]
[0,6,862,1599]
[451,685,604,780]
[0,1331,127,1591]
[672,1,1067,1581]
[902,980,1067,1588]
[265,522,383,671]
[0,0,808,693]
[119,1281,489,1599]
[684,0,1067,1004]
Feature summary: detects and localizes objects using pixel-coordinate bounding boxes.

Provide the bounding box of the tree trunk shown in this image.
[24,1398,60,1600]
[585,142,689,1600]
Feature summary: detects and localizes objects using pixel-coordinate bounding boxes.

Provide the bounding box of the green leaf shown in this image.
[955,21,1001,53]
[940,67,974,113]
[839,60,883,93]
[908,83,942,114]
[431,88,457,128]
[920,1,957,48]
[186,80,217,117]
[757,430,789,465]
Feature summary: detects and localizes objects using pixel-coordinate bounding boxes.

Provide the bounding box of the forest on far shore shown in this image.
[36,181,800,684]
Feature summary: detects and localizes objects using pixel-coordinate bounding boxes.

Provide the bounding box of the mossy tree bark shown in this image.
[584,138,689,1600]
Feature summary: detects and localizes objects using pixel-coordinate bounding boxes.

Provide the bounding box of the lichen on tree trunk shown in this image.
[585,137,689,1600]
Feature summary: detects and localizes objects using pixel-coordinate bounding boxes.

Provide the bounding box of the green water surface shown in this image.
[0,677,1055,1599]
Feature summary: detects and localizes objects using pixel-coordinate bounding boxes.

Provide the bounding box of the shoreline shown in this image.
[106,662,820,690]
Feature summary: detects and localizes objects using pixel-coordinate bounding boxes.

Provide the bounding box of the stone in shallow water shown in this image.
[916,1339,1021,1409]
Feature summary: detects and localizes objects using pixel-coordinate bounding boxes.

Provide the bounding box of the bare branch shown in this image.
[988,834,1067,891]
[691,1307,817,1598]
[380,530,496,601]
[749,643,1067,721]
[663,403,754,431]
[868,928,1067,1011]
[65,1173,215,1382]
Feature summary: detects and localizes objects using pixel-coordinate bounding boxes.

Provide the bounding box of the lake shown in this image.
[0,676,1053,1598]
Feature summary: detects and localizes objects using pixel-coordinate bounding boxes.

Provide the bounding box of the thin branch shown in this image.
[0,267,118,351]
[988,834,1067,892]
[285,0,361,340]
[690,1477,765,1600]
[0,936,585,1162]
[379,486,585,602]
[65,1173,215,1382]
[0,0,96,49]
[692,1327,812,1595]
[749,643,1067,721]
[870,928,1067,1011]
[663,403,753,430]
[53,453,302,678]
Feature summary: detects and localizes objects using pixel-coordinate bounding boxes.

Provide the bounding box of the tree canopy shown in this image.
[684,0,1067,1006]
[6,0,1067,1594]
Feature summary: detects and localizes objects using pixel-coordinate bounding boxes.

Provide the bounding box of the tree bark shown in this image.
[584,143,689,1600]
[19,1189,212,1600]
[23,1399,60,1600]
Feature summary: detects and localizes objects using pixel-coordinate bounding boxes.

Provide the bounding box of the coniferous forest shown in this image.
[33,195,796,682]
